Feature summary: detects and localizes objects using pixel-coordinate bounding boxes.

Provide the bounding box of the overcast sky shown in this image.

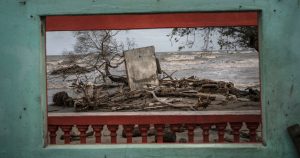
[46,28,211,55]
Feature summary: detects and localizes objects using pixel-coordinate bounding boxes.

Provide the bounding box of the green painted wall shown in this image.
[0,0,299,157]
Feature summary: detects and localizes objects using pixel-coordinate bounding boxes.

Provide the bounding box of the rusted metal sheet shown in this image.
[124,46,159,90]
[45,12,258,31]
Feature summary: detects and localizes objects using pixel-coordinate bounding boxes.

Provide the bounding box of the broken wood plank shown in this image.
[146,90,196,110]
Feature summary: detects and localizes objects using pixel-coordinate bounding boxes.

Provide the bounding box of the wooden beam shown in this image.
[46,12,258,31]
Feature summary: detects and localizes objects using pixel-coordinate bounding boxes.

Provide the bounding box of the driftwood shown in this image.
[156,91,216,101]
[111,104,144,111]
[110,90,151,102]
[143,105,165,110]
[146,90,196,110]
[161,70,177,80]
[195,97,211,109]
[51,64,91,75]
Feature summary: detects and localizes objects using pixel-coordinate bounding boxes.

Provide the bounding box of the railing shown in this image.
[48,111,261,144]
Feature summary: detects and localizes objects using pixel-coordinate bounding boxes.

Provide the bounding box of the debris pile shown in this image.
[52,77,260,112]
[51,64,91,75]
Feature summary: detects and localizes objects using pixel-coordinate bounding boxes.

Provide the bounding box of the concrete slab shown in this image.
[124,46,159,90]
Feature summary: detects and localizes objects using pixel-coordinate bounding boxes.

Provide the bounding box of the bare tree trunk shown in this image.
[104,60,128,84]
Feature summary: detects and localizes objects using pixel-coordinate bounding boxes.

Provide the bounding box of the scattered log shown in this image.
[51,64,91,75]
[146,90,196,110]
[110,90,151,102]
[160,70,177,80]
[143,105,165,110]
[201,83,218,89]
[156,91,216,101]
[238,98,250,102]
[156,91,199,98]
[195,97,210,109]
[110,103,144,111]
[96,84,122,89]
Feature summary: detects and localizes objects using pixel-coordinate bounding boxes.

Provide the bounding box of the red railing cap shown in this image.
[48,110,261,125]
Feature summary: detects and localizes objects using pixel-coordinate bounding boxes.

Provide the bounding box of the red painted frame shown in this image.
[46,12,258,31]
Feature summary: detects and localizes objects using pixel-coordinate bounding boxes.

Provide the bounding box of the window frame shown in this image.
[45,11,262,146]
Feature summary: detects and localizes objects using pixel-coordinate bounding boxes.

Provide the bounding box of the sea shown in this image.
[47,50,259,105]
